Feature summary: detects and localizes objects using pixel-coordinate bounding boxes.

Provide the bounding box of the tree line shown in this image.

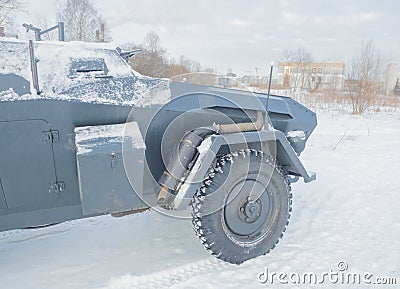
[0,0,208,78]
[1,0,397,114]
[122,30,209,78]
[281,42,387,114]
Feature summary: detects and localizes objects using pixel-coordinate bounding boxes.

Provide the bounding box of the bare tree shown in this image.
[57,0,110,42]
[143,30,163,53]
[394,78,400,95]
[178,55,201,73]
[128,30,167,77]
[281,47,313,90]
[0,0,25,30]
[163,58,190,77]
[346,40,382,114]
[125,30,204,79]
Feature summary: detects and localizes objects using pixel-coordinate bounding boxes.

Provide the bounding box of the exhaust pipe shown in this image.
[157,111,264,208]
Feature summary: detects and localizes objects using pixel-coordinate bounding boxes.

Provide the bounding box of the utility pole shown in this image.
[255,67,259,85]
[100,23,105,42]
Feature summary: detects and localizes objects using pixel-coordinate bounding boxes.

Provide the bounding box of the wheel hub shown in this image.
[240,197,262,223]
[224,179,271,236]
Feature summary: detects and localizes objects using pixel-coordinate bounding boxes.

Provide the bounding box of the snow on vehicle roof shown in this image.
[0,37,171,107]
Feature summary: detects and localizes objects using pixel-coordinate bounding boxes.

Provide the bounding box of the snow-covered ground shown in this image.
[1,110,399,288]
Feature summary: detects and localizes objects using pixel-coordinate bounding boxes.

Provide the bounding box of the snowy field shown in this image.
[0,110,399,288]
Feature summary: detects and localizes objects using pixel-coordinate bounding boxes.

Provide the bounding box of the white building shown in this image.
[276,61,346,91]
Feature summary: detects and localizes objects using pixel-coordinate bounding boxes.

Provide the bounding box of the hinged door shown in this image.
[0,120,58,209]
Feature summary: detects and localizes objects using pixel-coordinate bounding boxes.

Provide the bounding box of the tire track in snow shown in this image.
[104,257,231,289]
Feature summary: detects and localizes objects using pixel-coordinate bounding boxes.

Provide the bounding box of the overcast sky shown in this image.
[19,0,399,75]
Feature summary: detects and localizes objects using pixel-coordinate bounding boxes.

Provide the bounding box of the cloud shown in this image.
[229,19,252,28]
[17,0,400,74]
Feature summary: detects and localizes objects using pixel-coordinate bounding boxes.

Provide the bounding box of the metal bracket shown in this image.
[49,182,65,194]
[42,130,59,144]
[110,152,116,170]
[23,22,65,41]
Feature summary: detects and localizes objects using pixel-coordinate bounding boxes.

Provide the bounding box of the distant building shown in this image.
[239,74,280,91]
[241,74,258,85]
[217,72,238,88]
[276,61,346,91]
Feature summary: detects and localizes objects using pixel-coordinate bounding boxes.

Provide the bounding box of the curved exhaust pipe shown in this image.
[157,111,264,208]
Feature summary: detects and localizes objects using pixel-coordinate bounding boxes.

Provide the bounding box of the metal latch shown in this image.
[42,130,59,144]
[110,152,116,170]
[49,182,65,193]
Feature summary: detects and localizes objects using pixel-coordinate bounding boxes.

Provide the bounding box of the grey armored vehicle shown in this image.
[0,38,316,264]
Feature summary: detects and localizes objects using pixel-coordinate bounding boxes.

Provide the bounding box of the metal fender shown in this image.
[172,129,315,210]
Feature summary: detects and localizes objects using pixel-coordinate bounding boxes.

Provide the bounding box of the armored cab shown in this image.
[0,38,316,264]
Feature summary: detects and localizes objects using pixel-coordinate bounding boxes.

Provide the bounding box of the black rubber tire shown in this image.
[191,149,292,264]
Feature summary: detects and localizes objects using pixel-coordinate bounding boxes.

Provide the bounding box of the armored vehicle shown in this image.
[0,38,316,264]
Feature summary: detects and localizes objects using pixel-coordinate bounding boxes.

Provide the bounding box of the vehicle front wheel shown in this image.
[191,150,292,264]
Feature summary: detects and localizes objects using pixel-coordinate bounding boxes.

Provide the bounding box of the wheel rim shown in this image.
[223,174,278,242]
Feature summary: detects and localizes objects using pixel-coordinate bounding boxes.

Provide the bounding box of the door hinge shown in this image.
[42,130,59,144]
[49,182,65,193]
